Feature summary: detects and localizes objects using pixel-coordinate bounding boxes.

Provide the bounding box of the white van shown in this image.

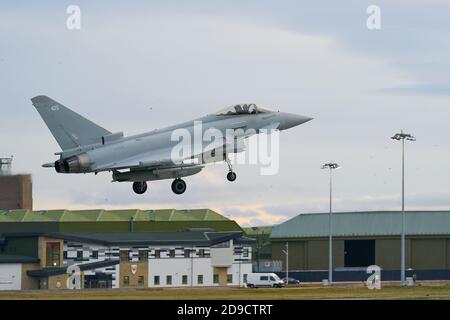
[246,273,284,288]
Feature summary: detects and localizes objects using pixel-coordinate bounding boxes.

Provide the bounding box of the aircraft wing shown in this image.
[92,147,179,171]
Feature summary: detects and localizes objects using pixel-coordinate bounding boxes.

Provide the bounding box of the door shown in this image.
[344,240,375,267]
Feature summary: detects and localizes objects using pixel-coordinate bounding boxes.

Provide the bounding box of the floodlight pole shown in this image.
[328,167,333,285]
[401,134,405,286]
[285,242,289,282]
[322,162,340,285]
[282,242,289,282]
[391,130,415,286]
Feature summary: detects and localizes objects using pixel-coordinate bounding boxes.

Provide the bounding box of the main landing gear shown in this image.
[132,181,147,195]
[132,179,187,195]
[225,158,237,182]
[131,163,236,194]
[171,178,187,195]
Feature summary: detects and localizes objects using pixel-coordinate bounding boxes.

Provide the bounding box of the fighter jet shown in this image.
[31,95,312,195]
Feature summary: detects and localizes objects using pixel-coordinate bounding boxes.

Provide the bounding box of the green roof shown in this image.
[271,211,450,239]
[0,209,228,222]
[0,208,241,234]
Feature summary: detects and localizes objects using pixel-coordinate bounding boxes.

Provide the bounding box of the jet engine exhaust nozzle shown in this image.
[55,153,92,173]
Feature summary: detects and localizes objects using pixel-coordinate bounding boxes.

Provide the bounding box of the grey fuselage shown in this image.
[57,110,311,177]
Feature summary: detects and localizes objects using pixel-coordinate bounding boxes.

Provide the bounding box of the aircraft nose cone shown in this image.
[279,113,313,130]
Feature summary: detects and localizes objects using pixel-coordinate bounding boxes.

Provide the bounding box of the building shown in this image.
[0,157,32,211]
[271,211,450,281]
[0,175,32,210]
[0,209,254,290]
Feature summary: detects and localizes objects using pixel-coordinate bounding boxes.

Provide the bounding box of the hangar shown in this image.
[271,211,450,281]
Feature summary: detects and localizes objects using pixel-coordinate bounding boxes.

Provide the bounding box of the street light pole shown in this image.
[282,242,289,282]
[321,162,340,285]
[391,130,415,286]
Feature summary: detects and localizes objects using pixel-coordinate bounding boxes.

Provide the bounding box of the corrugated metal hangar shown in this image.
[271,211,450,272]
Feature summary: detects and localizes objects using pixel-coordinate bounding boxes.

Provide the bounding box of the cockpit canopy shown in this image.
[216,104,272,116]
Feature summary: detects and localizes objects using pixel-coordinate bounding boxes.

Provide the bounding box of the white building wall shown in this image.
[149,258,202,287]
[148,251,253,288]
[148,258,254,287]
[228,262,253,286]
[192,258,215,286]
[0,264,22,291]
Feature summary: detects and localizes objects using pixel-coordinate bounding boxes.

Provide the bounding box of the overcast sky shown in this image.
[1,1,450,226]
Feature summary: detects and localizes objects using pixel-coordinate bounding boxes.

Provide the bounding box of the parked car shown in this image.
[246,273,284,288]
[282,277,301,285]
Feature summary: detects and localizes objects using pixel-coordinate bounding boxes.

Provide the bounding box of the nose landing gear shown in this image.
[225,157,237,182]
[227,171,237,182]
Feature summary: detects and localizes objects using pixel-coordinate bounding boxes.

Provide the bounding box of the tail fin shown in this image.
[31,95,111,150]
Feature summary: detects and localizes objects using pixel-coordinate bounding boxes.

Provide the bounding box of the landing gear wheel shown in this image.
[225,156,236,182]
[227,171,237,182]
[171,179,187,195]
[132,181,147,195]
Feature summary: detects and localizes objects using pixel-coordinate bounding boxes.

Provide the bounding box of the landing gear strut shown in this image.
[171,178,187,195]
[225,157,237,182]
[132,181,147,195]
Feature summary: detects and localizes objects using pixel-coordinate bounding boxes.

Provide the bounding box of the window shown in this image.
[197,275,203,285]
[76,251,83,260]
[46,242,61,267]
[154,276,160,285]
[154,250,161,258]
[169,250,175,258]
[138,276,145,286]
[120,250,130,262]
[243,274,248,283]
[198,249,205,258]
[227,274,233,284]
[213,274,219,284]
[184,249,190,258]
[166,275,172,285]
[138,250,148,262]
[92,250,98,259]
[182,275,188,285]
[243,248,249,258]
[123,276,130,287]
[270,276,276,281]
[260,276,268,281]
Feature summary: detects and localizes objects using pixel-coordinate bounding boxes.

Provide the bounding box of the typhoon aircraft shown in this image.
[31,95,312,195]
